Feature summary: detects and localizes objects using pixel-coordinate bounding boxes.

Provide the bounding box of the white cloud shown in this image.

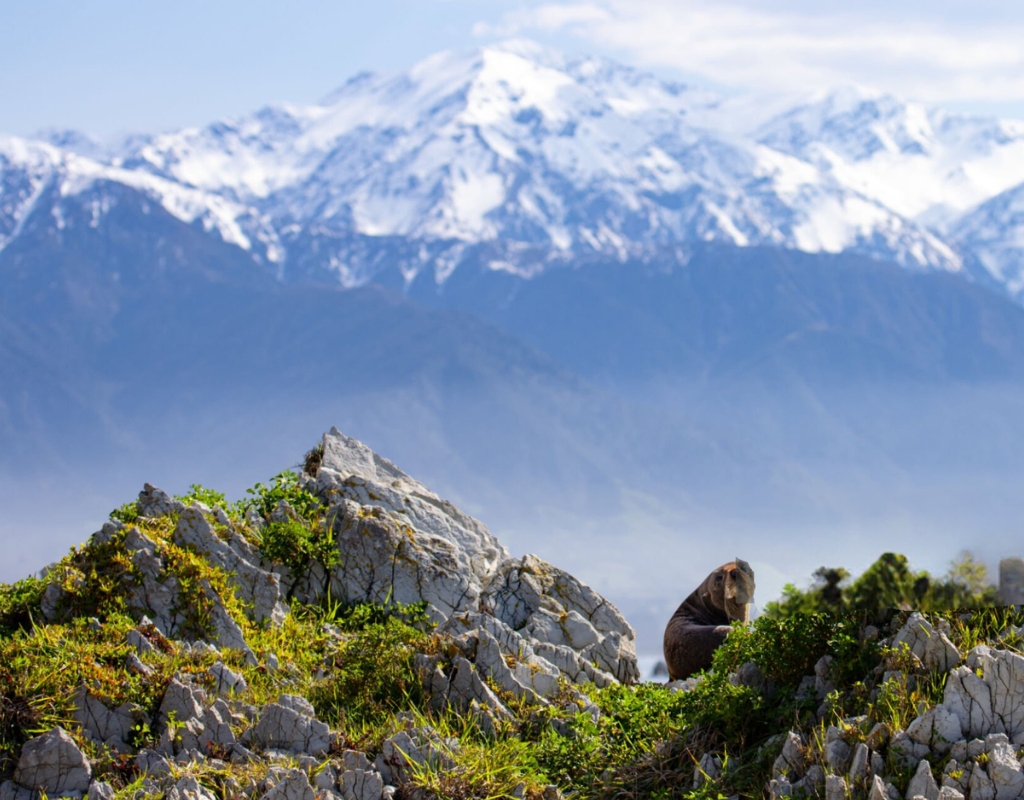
[477,0,1024,106]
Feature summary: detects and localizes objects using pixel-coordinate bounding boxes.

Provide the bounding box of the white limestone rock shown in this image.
[208,662,247,698]
[73,685,150,754]
[730,661,767,690]
[937,788,965,800]
[986,739,1024,800]
[969,760,997,800]
[441,610,614,689]
[482,554,639,684]
[944,666,996,738]
[0,782,33,800]
[891,731,931,767]
[985,650,1024,739]
[338,768,384,800]
[825,774,848,800]
[374,727,455,786]
[125,652,153,677]
[156,678,237,755]
[137,484,185,519]
[772,732,806,780]
[312,431,638,687]
[693,753,722,787]
[134,748,173,776]
[906,758,940,800]
[262,769,315,800]
[327,499,480,621]
[942,760,972,795]
[868,776,899,800]
[165,775,217,800]
[124,528,178,636]
[849,742,870,784]
[13,728,92,798]
[375,731,423,786]
[968,645,994,671]
[197,699,237,752]
[906,706,963,755]
[250,695,330,756]
[126,629,156,656]
[893,613,961,672]
[86,782,115,800]
[315,428,509,583]
[314,764,339,793]
[159,678,205,728]
[469,629,543,704]
[825,735,852,773]
[436,657,514,722]
[941,649,1024,741]
[172,505,287,626]
[792,765,825,798]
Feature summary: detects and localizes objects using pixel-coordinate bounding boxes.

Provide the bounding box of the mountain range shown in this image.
[5,39,1024,301]
[5,40,1024,652]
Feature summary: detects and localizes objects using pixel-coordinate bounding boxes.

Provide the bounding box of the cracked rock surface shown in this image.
[12,728,92,798]
[894,613,962,673]
[262,769,316,800]
[249,695,330,756]
[74,686,149,754]
[308,428,639,686]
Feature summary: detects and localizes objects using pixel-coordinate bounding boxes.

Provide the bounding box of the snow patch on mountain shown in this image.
[757,88,1024,227]
[952,182,1024,299]
[0,134,283,263]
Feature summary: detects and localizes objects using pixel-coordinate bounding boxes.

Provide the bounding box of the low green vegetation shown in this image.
[765,550,999,617]
[0,469,1019,800]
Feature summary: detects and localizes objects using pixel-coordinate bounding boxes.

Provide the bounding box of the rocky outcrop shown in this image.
[1,429,638,800]
[312,428,638,688]
[765,613,1024,800]
[314,429,509,584]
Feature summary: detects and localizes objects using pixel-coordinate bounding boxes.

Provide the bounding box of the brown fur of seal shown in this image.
[663,559,755,681]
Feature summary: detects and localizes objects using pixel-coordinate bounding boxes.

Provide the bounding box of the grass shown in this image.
[4,468,1024,799]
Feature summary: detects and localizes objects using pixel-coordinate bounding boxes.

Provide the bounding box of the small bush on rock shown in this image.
[258,517,338,574]
[239,470,321,522]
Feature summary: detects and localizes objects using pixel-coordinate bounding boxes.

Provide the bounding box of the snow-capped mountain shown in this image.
[5,40,1024,298]
[952,183,1024,298]
[755,87,1024,228]
[0,136,283,264]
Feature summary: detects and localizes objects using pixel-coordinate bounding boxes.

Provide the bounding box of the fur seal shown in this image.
[663,559,755,681]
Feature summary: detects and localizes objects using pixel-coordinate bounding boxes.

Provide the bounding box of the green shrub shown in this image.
[765,551,999,617]
[0,577,46,638]
[257,518,338,574]
[109,501,140,525]
[239,470,321,522]
[174,484,228,509]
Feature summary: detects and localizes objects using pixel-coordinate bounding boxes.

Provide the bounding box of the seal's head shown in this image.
[706,558,756,622]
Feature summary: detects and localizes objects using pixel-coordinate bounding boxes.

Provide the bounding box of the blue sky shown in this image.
[3,0,1024,138]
